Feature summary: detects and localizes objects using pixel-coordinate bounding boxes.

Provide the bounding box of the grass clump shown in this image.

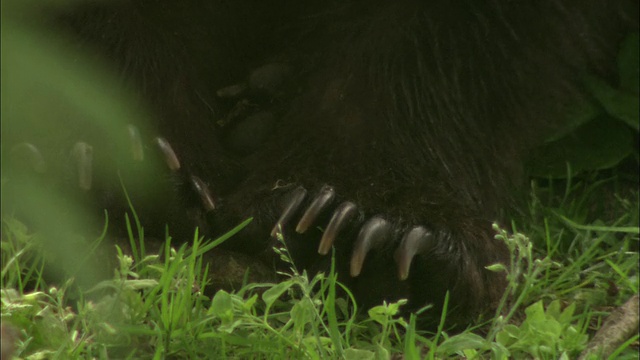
[1,172,639,359]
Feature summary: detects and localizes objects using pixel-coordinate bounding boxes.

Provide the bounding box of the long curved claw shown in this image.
[270,186,307,238]
[190,175,215,211]
[350,216,391,277]
[296,185,335,234]
[11,142,46,173]
[317,201,357,255]
[394,226,433,281]
[127,124,144,161]
[155,137,181,171]
[72,142,93,191]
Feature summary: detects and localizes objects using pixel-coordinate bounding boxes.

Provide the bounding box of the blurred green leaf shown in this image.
[210,290,234,323]
[584,75,639,130]
[262,280,293,307]
[618,32,639,95]
[527,116,634,178]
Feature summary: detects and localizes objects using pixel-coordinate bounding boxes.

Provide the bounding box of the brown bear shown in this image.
[4,0,635,328]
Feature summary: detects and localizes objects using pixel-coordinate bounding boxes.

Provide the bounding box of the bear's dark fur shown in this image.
[11,0,636,327]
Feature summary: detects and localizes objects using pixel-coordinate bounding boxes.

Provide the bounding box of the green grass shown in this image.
[1,171,638,359]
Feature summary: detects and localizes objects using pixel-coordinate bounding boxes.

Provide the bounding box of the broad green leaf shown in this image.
[546,300,562,320]
[291,297,315,333]
[584,76,639,130]
[618,33,639,95]
[523,300,546,322]
[436,333,488,355]
[526,116,635,178]
[210,290,233,322]
[344,348,375,360]
[262,280,293,307]
[558,303,576,325]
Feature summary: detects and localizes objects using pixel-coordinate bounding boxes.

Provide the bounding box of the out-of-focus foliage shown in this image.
[527,32,639,178]
[1,0,154,289]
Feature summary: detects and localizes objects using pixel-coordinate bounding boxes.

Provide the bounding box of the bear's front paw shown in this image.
[271,184,508,327]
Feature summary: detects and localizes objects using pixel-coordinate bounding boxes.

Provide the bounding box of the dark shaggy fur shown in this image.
[9,0,636,327]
